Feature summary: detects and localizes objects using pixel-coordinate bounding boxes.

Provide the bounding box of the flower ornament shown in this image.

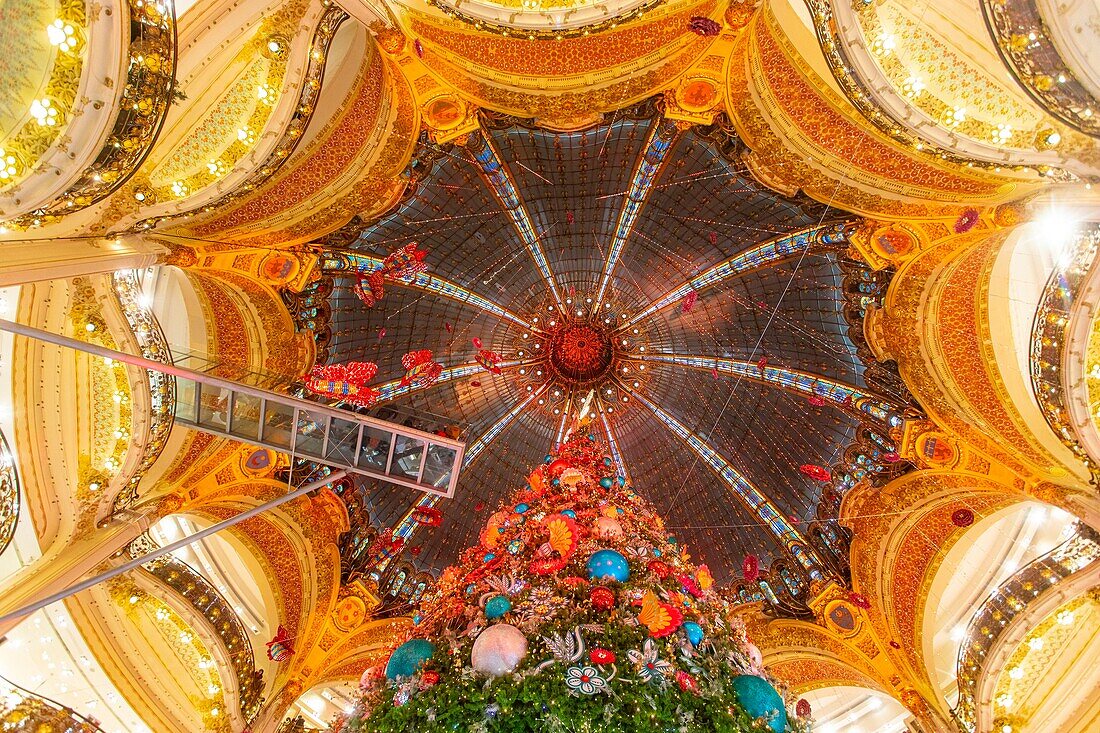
[564,665,609,695]
[954,207,980,233]
[741,554,760,583]
[696,564,714,591]
[589,648,616,665]
[419,670,440,689]
[627,639,674,683]
[688,16,721,36]
[638,590,684,637]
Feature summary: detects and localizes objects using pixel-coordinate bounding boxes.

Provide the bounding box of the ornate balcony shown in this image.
[953,523,1100,732]
[1030,224,1100,469]
[128,536,265,721]
[0,677,105,732]
[0,429,18,557]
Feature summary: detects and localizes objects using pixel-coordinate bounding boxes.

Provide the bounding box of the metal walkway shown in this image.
[0,318,465,497]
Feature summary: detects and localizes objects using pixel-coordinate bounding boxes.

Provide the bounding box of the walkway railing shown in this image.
[953,523,1100,732]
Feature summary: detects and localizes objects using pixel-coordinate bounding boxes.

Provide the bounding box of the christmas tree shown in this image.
[342,429,805,732]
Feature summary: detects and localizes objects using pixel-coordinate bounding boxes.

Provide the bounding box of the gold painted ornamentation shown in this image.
[426,0,665,39]
[0,0,86,193]
[4,0,176,230]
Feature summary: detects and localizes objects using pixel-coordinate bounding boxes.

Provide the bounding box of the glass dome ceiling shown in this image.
[307,101,913,599]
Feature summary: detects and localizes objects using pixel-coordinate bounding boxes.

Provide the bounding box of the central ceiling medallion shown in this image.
[546,321,614,383]
[513,294,651,419]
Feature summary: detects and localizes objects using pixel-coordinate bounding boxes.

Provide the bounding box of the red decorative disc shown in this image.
[796,699,811,718]
[952,508,975,527]
[547,322,614,383]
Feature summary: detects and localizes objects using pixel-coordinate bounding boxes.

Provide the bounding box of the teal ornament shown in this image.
[617,476,626,486]
[484,552,496,562]
[599,477,613,488]
[412,613,423,625]
[514,503,529,514]
[668,535,678,545]
[485,595,512,620]
[653,549,662,557]
[545,455,554,463]
[385,639,435,680]
[552,478,560,486]
[588,433,596,441]
[604,457,612,467]
[466,584,476,595]
[683,621,704,646]
[731,675,788,733]
[562,509,576,519]
[586,549,630,582]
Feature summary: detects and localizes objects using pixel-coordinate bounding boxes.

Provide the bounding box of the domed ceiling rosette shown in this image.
[310,100,915,602]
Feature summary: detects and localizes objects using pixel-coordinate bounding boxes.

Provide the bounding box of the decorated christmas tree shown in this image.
[342,428,806,732]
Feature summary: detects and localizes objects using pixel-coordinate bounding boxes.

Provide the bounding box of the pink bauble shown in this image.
[471,623,527,677]
[594,516,624,539]
[746,643,763,668]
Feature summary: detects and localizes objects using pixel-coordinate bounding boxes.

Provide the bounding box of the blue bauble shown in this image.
[485,595,512,620]
[731,675,788,733]
[562,509,576,519]
[484,552,496,562]
[604,457,612,467]
[586,549,630,582]
[545,455,554,463]
[385,639,435,680]
[552,478,560,486]
[683,621,704,646]
[514,503,529,514]
[599,477,613,488]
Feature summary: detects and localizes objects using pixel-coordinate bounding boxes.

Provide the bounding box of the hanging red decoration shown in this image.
[401,350,443,388]
[711,367,720,379]
[681,289,698,313]
[378,328,386,340]
[354,270,386,308]
[954,207,980,234]
[741,554,760,582]
[304,361,379,406]
[708,231,718,245]
[796,699,811,718]
[266,626,294,661]
[566,211,575,225]
[410,546,422,556]
[847,592,871,610]
[889,640,902,650]
[413,506,444,527]
[807,395,826,407]
[384,242,429,280]
[472,337,483,349]
[367,532,405,565]
[444,322,453,333]
[413,39,424,57]
[951,508,975,527]
[470,380,481,387]
[688,16,721,36]
[756,356,767,372]
[800,464,832,482]
[475,348,503,375]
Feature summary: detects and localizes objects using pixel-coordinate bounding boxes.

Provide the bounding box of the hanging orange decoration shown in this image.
[304,361,379,406]
[401,350,443,388]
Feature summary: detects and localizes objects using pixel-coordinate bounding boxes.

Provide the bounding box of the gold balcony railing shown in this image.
[0,676,106,732]
[953,523,1100,732]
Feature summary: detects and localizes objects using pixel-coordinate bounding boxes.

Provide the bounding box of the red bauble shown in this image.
[742,554,760,582]
[882,451,901,463]
[547,458,571,478]
[675,670,698,693]
[419,670,439,688]
[647,559,672,578]
[796,699,811,718]
[952,508,975,527]
[590,586,616,611]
